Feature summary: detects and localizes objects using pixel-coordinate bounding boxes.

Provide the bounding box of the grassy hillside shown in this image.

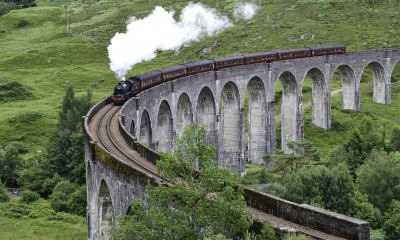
[1,0,399,155]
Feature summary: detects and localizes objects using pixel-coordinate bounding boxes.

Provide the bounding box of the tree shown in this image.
[283,164,355,215]
[356,149,400,212]
[0,142,24,186]
[265,140,319,180]
[4,0,36,8]
[49,180,76,213]
[258,168,269,183]
[0,179,10,203]
[0,2,20,17]
[48,86,92,184]
[389,127,400,152]
[112,125,253,240]
[344,117,382,178]
[352,190,382,229]
[18,155,62,198]
[382,200,400,240]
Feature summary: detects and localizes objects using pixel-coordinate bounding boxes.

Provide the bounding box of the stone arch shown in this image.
[246,77,266,164]
[220,81,242,171]
[276,71,301,152]
[196,87,217,145]
[139,110,152,147]
[304,68,329,128]
[98,180,115,240]
[361,62,387,104]
[157,100,173,153]
[333,65,359,111]
[176,93,193,137]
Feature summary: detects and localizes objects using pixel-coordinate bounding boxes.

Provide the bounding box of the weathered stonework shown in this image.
[84,48,400,240]
[122,48,400,171]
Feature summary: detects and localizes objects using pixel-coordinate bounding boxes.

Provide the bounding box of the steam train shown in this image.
[112,45,346,105]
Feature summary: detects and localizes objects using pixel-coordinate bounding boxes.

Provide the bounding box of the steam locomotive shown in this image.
[112,45,346,105]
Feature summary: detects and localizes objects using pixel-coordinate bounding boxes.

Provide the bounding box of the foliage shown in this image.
[260,183,285,198]
[0,180,10,203]
[112,125,252,240]
[284,164,355,215]
[48,181,86,216]
[0,142,24,186]
[265,140,319,180]
[352,190,382,229]
[382,200,400,240]
[67,184,87,216]
[242,224,278,240]
[258,168,269,184]
[0,199,86,239]
[0,1,19,17]
[0,81,33,103]
[283,233,308,240]
[49,180,76,213]
[389,127,400,152]
[356,149,400,212]
[18,155,63,198]
[47,86,92,184]
[343,118,382,178]
[3,0,36,8]
[19,189,39,204]
[370,229,385,240]
[325,146,350,168]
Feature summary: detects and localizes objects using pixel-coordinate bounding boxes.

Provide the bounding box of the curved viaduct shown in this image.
[83,48,400,240]
[122,48,400,176]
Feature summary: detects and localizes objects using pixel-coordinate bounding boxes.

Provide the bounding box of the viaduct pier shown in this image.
[84,48,400,239]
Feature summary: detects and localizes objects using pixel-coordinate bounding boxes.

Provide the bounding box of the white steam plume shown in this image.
[108,3,232,79]
[233,2,259,21]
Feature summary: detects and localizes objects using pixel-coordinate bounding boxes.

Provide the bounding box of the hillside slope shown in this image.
[0,0,399,155]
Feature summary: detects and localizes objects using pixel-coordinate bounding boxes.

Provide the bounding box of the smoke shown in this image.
[233,2,259,21]
[108,3,232,79]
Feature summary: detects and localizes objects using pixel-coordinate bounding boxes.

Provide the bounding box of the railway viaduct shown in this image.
[83,48,400,240]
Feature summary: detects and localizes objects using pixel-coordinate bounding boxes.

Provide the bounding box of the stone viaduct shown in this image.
[84,48,400,240]
[122,48,400,175]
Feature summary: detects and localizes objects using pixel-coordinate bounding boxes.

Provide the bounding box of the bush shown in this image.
[0,2,20,17]
[382,200,400,240]
[49,181,87,216]
[68,185,87,216]
[18,155,61,198]
[284,164,355,215]
[20,190,40,204]
[0,81,33,103]
[0,180,10,203]
[49,180,75,213]
[0,142,24,186]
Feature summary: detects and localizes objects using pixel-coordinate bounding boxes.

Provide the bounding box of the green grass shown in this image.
[0,199,87,240]
[1,0,400,236]
[0,216,86,240]
[1,0,400,155]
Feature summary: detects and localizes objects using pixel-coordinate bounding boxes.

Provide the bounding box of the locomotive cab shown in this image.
[112,80,132,105]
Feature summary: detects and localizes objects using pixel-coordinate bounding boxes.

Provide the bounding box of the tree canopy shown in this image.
[112,125,253,240]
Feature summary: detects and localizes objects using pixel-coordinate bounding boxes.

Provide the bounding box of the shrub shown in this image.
[0,2,20,17]
[49,180,75,213]
[0,81,33,103]
[20,190,40,204]
[0,180,10,203]
[382,200,400,240]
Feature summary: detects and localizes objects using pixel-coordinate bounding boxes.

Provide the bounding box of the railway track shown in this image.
[89,103,164,182]
[88,103,351,239]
